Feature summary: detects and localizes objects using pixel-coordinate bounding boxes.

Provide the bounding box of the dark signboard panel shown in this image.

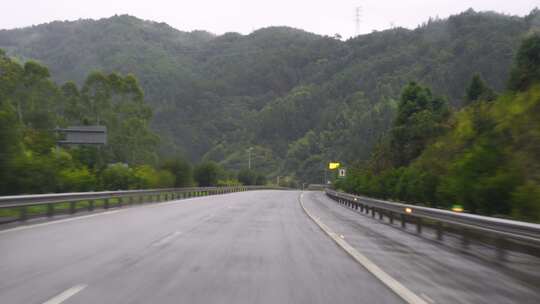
[56,126,107,145]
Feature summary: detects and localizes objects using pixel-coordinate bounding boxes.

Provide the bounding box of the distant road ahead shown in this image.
[0,190,402,304]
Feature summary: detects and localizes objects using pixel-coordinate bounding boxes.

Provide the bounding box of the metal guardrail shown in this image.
[0,186,282,224]
[325,189,540,261]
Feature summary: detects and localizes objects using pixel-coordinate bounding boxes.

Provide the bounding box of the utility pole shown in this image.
[247,147,253,170]
[355,6,363,37]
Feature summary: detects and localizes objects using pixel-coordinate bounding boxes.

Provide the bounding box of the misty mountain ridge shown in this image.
[1,9,539,179]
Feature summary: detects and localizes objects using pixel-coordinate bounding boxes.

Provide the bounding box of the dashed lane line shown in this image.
[42,284,87,304]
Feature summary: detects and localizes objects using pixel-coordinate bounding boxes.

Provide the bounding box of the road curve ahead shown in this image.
[0,190,402,304]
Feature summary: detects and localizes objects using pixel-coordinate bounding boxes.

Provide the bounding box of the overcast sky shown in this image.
[1,0,538,38]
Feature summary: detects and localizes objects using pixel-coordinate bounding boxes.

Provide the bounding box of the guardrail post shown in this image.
[379,210,383,220]
[47,203,54,217]
[19,206,27,221]
[104,199,110,209]
[88,200,94,211]
[436,222,443,241]
[118,197,123,208]
[389,212,394,224]
[371,207,376,218]
[416,217,422,234]
[401,214,406,228]
[69,201,76,214]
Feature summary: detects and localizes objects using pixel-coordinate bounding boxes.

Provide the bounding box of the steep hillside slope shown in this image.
[1,9,538,180]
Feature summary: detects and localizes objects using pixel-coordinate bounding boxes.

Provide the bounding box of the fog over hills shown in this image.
[1,9,539,180]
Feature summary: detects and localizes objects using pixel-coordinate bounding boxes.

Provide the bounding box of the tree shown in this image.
[508,33,540,91]
[465,74,496,103]
[255,173,267,185]
[100,163,135,190]
[238,168,257,185]
[161,158,193,187]
[390,82,449,167]
[193,161,222,186]
[0,101,22,194]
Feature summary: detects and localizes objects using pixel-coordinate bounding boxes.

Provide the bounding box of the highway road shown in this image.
[1,190,538,304]
[0,190,402,304]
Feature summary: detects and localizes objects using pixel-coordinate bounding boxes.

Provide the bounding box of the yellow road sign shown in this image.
[329,162,340,170]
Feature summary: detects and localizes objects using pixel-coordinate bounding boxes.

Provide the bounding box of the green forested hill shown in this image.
[336,32,540,221]
[1,9,539,183]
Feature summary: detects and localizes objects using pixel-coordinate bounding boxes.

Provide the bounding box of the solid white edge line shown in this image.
[299,192,428,304]
[42,284,87,304]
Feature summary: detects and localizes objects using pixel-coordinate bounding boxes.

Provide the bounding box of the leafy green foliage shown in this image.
[508,33,540,91]
[237,168,267,185]
[0,101,21,193]
[2,10,540,209]
[193,161,223,187]
[1,10,536,183]
[389,82,449,167]
[465,74,496,103]
[100,163,136,190]
[338,33,540,221]
[0,52,173,194]
[161,158,194,187]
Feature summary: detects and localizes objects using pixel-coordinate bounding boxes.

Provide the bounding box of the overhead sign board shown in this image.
[56,126,107,145]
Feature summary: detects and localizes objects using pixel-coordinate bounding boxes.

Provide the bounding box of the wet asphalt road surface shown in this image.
[0,190,403,304]
[302,191,540,304]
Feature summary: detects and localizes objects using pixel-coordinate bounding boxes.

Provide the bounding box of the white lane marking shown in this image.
[42,284,87,304]
[152,231,182,247]
[298,192,428,304]
[0,211,121,235]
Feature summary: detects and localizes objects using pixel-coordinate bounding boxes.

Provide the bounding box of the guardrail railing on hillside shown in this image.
[325,189,540,261]
[0,186,281,224]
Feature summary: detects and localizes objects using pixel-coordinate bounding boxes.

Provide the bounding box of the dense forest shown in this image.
[2,9,538,185]
[1,8,540,216]
[336,33,540,221]
[0,51,266,194]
